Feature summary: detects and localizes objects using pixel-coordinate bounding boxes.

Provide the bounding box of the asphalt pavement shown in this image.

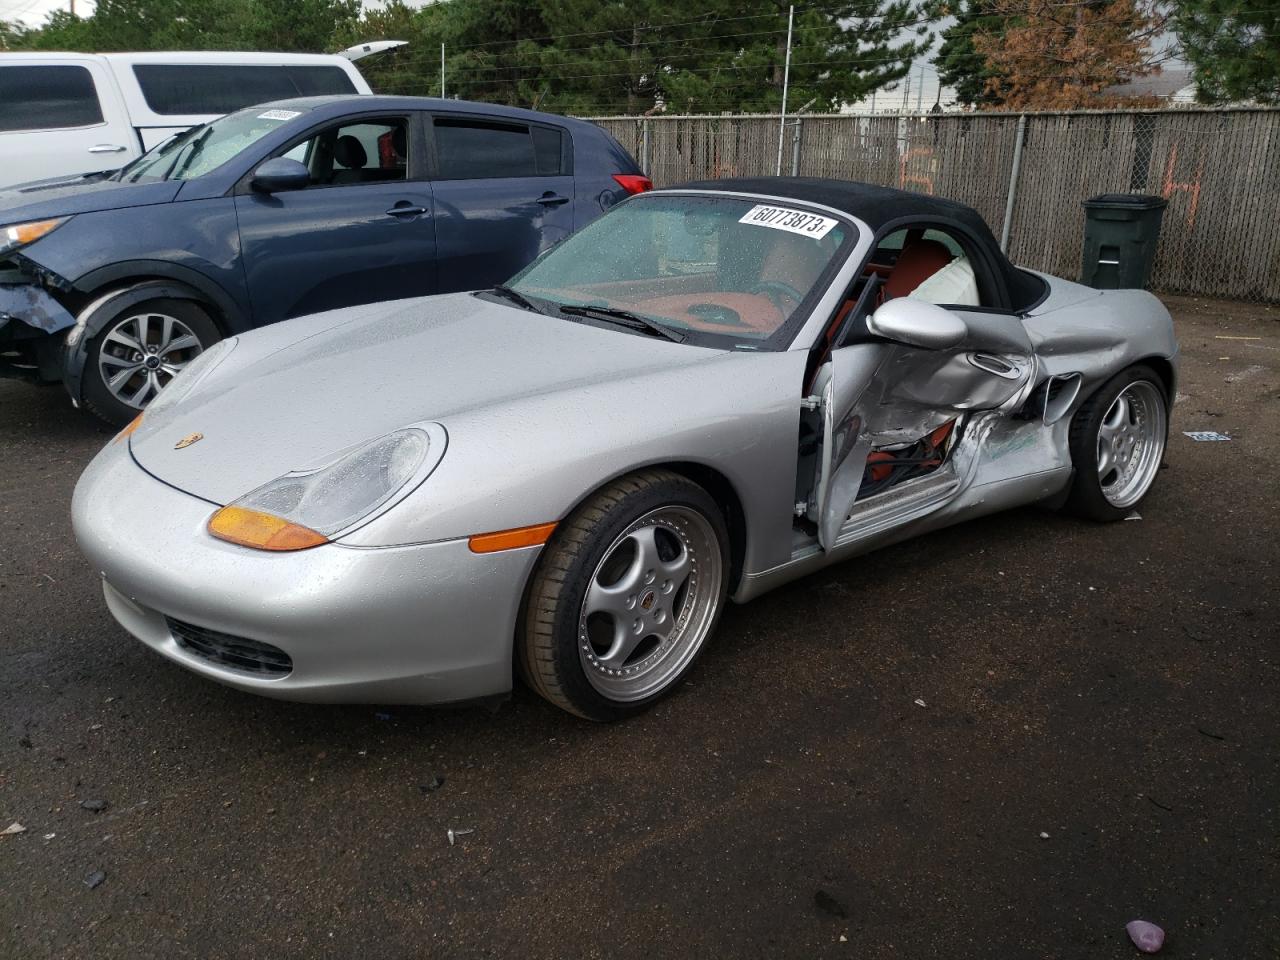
[1,295,1277,959]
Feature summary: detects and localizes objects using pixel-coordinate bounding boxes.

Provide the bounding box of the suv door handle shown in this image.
[536,193,570,206]
[89,144,127,153]
[386,204,427,218]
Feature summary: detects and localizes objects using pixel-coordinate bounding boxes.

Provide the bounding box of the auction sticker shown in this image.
[739,204,838,239]
[258,109,301,121]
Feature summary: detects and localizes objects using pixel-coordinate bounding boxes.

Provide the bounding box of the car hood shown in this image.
[0,175,180,224]
[130,292,723,505]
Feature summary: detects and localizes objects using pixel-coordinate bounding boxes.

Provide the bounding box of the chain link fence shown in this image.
[590,109,1280,303]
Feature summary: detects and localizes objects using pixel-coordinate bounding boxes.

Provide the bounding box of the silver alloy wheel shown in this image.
[97,312,204,410]
[578,505,724,702]
[1096,379,1167,508]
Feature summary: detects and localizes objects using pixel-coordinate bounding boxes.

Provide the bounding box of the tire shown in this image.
[82,297,221,427]
[519,469,731,721]
[1062,364,1169,521]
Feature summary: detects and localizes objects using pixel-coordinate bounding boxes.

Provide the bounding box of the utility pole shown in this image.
[775,5,794,177]
[916,66,924,112]
[440,43,446,99]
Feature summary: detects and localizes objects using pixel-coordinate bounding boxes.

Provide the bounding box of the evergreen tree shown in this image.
[342,0,933,113]
[930,0,1007,106]
[1175,0,1280,104]
[332,0,444,96]
[9,0,358,53]
[1,18,28,50]
[430,0,933,114]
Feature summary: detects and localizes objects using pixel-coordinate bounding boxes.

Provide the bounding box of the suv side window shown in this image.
[0,65,105,132]
[433,117,564,179]
[282,117,410,187]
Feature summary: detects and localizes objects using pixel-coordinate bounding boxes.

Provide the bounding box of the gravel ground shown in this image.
[1,294,1277,959]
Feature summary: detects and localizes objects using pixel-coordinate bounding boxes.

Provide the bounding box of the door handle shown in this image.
[535,193,570,206]
[385,204,427,218]
[88,144,127,153]
[968,352,1022,379]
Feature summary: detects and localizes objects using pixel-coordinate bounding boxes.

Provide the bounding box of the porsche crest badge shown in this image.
[174,432,204,450]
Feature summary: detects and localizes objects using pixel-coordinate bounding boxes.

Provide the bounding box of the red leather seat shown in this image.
[882,239,953,300]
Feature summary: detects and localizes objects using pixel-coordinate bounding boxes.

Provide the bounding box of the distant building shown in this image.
[1106,67,1198,105]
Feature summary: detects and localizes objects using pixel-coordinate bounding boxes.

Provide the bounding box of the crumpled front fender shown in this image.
[0,282,76,334]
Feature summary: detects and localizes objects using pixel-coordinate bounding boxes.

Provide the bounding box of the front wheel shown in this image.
[1063,365,1169,521]
[82,298,221,426]
[519,470,730,721]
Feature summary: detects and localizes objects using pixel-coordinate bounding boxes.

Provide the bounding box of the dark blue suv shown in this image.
[0,95,649,424]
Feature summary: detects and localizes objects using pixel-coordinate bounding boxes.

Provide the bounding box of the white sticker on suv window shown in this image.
[257,109,301,121]
[739,204,838,239]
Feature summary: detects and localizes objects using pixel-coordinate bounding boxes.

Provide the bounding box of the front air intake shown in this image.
[166,618,292,677]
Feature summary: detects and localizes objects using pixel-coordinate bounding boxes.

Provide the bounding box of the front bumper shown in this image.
[71,443,541,705]
[0,282,75,382]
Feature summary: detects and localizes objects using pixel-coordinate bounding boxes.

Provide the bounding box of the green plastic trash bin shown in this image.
[1080,194,1167,290]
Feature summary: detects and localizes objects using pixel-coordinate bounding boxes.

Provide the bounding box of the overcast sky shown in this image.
[3,0,90,25]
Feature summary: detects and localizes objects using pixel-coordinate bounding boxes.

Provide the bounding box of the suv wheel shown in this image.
[82,298,221,427]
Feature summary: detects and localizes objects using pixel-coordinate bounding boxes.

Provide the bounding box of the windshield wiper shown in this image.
[489,284,545,314]
[558,304,686,343]
[120,125,203,182]
[167,126,213,180]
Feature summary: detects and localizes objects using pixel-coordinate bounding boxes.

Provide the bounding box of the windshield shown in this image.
[117,106,306,183]
[507,194,852,349]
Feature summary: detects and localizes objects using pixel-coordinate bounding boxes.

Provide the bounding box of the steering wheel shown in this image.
[686,302,746,327]
[752,280,806,314]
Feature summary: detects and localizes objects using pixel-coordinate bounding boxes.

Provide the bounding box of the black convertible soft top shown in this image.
[666,176,1045,311]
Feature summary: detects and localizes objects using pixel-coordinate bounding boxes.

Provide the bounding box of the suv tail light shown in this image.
[612,174,653,195]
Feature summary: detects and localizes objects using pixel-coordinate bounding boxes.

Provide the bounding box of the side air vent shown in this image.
[1042,373,1083,424]
[1016,373,1083,423]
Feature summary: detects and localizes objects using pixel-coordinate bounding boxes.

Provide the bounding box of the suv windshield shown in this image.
[507,194,851,349]
[118,105,306,183]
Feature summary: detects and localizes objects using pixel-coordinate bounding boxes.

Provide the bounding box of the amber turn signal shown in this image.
[208,506,329,552]
[468,521,557,554]
[4,217,65,248]
[114,412,144,444]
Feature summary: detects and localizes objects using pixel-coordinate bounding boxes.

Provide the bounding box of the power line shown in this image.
[422,46,1182,87]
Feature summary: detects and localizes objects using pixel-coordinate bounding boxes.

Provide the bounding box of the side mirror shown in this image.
[251,157,310,193]
[867,297,968,350]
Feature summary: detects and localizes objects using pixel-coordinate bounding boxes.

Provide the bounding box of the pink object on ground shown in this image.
[1126,920,1165,953]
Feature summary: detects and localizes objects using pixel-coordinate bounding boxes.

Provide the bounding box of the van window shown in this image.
[132,64,356,116]
[0,65,105,133]
[433,118,539,179]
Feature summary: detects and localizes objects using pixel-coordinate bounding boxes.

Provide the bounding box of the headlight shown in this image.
[1,217,68,254]
[208,428,433,551]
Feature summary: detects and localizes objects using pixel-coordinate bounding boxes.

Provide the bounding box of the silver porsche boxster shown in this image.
[72,178,1177,721]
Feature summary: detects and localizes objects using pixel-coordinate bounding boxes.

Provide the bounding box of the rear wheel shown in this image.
[1063,365,1169,521]
[82,298,220,427]
[519,470,730,721]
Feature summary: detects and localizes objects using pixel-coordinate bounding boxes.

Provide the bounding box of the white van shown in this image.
[0,51,373,188]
